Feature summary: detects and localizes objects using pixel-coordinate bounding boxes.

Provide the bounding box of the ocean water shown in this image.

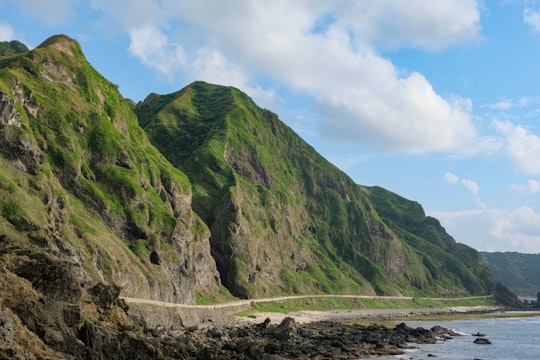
[372,314,540,360]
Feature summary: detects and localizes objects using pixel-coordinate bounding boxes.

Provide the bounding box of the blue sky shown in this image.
[2,0,540,253]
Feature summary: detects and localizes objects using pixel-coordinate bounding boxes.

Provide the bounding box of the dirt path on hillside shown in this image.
[120,294,493,308]
[120,294,408,308]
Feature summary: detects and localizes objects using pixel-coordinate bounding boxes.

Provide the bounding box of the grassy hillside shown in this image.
[481,252,540,297]
[0,40,28,56]
[0,35,220,304]
[137,81,494,299]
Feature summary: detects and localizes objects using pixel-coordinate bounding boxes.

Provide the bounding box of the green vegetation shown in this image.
[195,285,238,305]
[0,34,220,304]
[239,296,497,315]
[482,252,540,297]
[0,40,29,56]
[137,81,495,300]
[1,34,495,311]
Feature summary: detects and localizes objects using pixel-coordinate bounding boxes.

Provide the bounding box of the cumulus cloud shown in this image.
[128,25,186,76]
[431,207,540,253]
[92,0,481,154]
[443,172,460,184]
[128,25,276,104]
[511,179,540,194]
[461,179,480,194]
[339,0,482,50]
[444,172,479,194]
[0,23,14,41]
[495,120,540,174]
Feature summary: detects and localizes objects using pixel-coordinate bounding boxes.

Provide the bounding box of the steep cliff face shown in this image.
[137,81,494,298]
[0,35,221,305]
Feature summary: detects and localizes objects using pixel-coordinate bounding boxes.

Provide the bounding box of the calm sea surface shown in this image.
[371,313,540,360]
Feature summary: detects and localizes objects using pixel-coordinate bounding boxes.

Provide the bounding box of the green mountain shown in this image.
[481,252,540,297]
[0,34,497,357]
[136,81,493,299]
[0,40,29,56]
[0,35,221,304]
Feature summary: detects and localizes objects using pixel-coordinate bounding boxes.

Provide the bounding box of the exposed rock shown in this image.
[0,93,22,126]
[474,337,492,345]
[271,316,297,341]
[0,105,44,174]
[493,282,523,308]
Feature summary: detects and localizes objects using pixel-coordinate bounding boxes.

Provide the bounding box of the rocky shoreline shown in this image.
[0,257,507,359]
[112,303,515,359]
[0,284,504,360]
[153,315,461,360]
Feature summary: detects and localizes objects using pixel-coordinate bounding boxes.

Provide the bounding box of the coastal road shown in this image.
[120,294,493,309]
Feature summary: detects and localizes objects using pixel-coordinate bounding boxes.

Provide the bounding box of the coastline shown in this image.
[236,305,509,325]
[168,306,509,359]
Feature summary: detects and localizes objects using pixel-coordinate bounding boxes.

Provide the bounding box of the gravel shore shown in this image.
[237,305,504,324]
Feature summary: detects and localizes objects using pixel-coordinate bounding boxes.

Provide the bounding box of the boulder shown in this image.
[474,337,492,345]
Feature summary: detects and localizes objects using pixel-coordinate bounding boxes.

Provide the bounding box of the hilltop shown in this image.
[0,40,28,56]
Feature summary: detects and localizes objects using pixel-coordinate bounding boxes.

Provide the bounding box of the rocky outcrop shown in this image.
[0,93,21,126]
[493,282,523,308]
[0,247,462,359]
[474,337,492,345]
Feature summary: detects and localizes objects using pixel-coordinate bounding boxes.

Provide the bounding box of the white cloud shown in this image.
[461,179,480,194]
[339,0,482,50]
[128,25,186,76]
[489,99,513,110]
[431,207,540,253]
[93,0,481,154]
[444,172,479,194]
[127,25,276,104]
[495,120,540,174]
[524,5,540,32]
[0,23,14,41]
[511,179,540,194]
[444,172,460,184]
[486,97,537,111]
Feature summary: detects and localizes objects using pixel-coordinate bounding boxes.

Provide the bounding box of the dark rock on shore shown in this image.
[474,337,492,345]
[148,317,460,360]
[0,244,465,359]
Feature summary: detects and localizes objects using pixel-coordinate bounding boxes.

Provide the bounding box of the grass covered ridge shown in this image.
[137,81,495,300]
